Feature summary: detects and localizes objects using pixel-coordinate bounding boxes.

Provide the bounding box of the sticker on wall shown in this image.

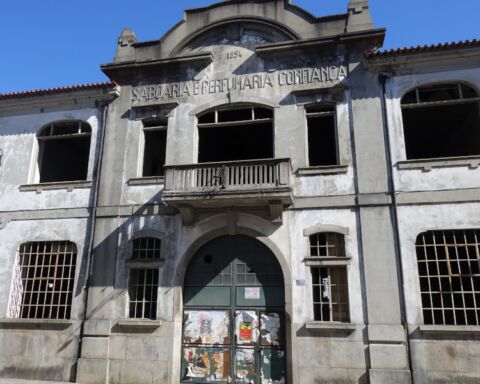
[183,310,230,345]
[182,347,231,382]
[244,287,261,300]
[260,312,283,346]
[235,348,256,383]
[235,310,259,345]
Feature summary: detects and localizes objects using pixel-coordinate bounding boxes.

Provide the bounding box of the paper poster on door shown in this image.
[245,287,260,300]
[235,310,258,345]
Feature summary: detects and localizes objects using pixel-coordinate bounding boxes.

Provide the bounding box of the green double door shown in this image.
[181,235,286,384]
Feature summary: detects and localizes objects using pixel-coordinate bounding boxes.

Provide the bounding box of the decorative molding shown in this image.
[419,325,480,335]
[397,155,480,172]
[19,180,92,193]
[303,257,352,267]
[0,318,73,331]
[297,165,349,176]
[127,176,165,186]
[303,224,350,236]
[269,201,283,223]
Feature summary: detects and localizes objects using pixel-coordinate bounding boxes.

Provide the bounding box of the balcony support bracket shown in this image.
[178,205,196,226]
[269,200,284,224]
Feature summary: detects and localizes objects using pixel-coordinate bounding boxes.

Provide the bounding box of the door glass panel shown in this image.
[235,310,259,345]
[182,347,231,382]
[235,348,256,383]
[260,349,286,384]
[184,310,230,345]
[260,312,283,346]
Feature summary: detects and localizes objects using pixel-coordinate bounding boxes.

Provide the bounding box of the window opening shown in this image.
[128,237,161,320]
[128,269,159,320]
[308,232,349,322]
[306,105,339,166]
[8,241,77,319]
[37,121,91,183]
[401,83,480,160]
[416,229,480,326]
[197,106,274,163]
[142,120,167,177]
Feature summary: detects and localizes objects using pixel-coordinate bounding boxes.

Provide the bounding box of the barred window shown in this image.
[8,241,77,320]
[128,269,159,320]
[308,233,350,322]
[128,237,162,320]
[416,229,480,326]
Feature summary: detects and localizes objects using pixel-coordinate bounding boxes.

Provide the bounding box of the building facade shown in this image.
[0,1,479,383]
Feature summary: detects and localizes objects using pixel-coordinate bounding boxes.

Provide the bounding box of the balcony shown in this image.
[163,158,293,224]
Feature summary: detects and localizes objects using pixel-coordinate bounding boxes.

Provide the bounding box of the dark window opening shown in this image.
[306,105,338,166]
[197,106,274,163]
[142,120,167,177]
[128,269,159,320]
[38,121,91,183]
[8,241,77,320]
[401,83,480,160]
[416,229,480,326]
[132,237,162,260]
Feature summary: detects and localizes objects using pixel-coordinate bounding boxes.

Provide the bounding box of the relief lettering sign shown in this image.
[131,65,347,106]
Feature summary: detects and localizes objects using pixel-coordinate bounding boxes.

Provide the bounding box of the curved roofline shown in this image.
[185,0,319,24]
[170,16,300,56]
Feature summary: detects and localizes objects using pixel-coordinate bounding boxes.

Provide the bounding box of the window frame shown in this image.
[305,231,351,323]
[304,103,340,168]
[400,82,480,161]
[139,119,168,179]
[125,236,164,321]
[415,229,480,327]
[7,241,78,320]
[35,120,93,184]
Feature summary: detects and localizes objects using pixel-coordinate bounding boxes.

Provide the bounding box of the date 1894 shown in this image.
[226,50,243,60]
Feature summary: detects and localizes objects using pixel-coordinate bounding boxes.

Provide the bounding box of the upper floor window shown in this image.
[305,105,339,166]
[128,237,161,320]
[142,119,167,177]
[197,105,273,163]
[401,83,480,160]
[416,229,480,326]
[37,121,91,183]
[307,232,350,322]
[8,241,77,320]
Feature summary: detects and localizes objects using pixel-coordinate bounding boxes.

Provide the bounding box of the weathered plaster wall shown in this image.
[386,68,480,192]
[0,108,101,211]
[397,203,480,383]
[0,218,88,382]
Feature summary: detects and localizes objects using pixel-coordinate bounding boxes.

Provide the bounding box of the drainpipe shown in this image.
[75,96,110,381]
[378,73,415,382]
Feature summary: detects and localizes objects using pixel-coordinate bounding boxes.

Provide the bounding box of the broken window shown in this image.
[197,105,274,163]
[128,237,161,320]
[309,233,350,322]
[37,121,91,183]
[401,83,480,160]
[8,241,77,319]
[142,120,167,177]
[416,229,480,326]
[306,105,339,166]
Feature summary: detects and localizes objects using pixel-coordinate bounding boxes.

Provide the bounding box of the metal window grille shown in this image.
[309,232,345,257]
[132,237,162,260]
[416,229,480,326]
[312,267,349,322]
[128,269,159,320]
[8,241,77,320]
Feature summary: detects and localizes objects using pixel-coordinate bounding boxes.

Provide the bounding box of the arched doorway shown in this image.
[181,235,286,383]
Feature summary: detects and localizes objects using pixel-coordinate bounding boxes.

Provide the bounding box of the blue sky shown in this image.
[1,0,479,93]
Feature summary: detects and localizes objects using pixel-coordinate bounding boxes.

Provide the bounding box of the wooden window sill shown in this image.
[19,180,92,192]
[127,176,165,186]
[116,319,162,333]
[305,321,357,332]
[419,325,480,335]
[297,165,349,176]
[397,155,480,171]
[0,318,73,330]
